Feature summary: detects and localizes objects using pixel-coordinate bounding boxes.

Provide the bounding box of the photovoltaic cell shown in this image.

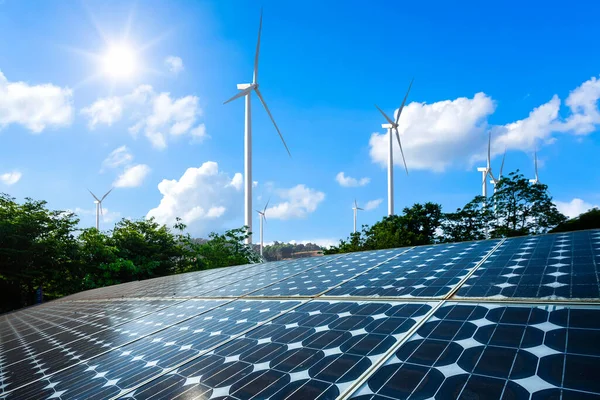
[456,230,600,300]
[122,300,434,400]
[0,299,226,395]
[327,240,500,298]
[351,301,600,400]
[5,299,300,400]
[251,247,412,297]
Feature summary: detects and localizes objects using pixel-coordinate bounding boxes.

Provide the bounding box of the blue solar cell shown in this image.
[328,240,500,298]
[350,302,600,400]
[456,230,600,299]
[122,300,434,400]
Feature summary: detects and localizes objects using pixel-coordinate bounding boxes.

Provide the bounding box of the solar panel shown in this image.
[349,302,600,400]
[2,229,600,400]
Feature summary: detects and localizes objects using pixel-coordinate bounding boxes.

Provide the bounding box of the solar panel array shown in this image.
[1,229,599,400]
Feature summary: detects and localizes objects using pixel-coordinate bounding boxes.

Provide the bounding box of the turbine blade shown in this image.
[394,128,409,175]
[223,86,253,105]
[357,207,364,211]
[263,197,270,213]
[101,187,113,201]
[499,148,506,177]
[88,189,100,202]
[394,78,414,126]
[487,131,491,169]
[253,8,263,84]
[100,203,104,218]
[354,199,358,208]
[375,104,395,126]
[534,150,538,179]
[255,88,291,157]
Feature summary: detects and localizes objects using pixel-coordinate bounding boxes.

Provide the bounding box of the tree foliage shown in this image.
[550,207,600,233]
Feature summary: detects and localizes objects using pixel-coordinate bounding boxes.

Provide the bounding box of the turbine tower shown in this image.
[352,199,364,233]
[529,150,539,185]
[375,78,413,216]
[88,188,113,230]
[477,131,496,200]
[255,199,269,257]
[224,9,291,245]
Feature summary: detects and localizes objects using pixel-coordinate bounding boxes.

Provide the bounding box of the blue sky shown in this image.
[1,0,600,247]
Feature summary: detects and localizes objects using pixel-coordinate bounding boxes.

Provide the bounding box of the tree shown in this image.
[489,171,567,237]
[325,203,443,254]
[0,193,81,311]
[550,208,600,233]
[440,196,492,243]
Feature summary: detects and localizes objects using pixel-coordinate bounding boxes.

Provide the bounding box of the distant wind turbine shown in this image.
[352,199,364,233]
[224,9,291,245]
[477,131,496,202]
[88,188,113,230]
[490,147,506,195]
[529,149,540,185]
[375,78,413,216]
[256,199,269,257]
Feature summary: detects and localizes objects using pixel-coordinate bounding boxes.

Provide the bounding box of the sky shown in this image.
[1,0,600,248]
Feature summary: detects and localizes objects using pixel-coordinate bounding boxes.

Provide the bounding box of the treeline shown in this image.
[0,194,260,312]
[326,171,597,254]
[253,242,323,261]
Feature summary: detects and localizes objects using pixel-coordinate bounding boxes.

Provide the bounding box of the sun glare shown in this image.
[102,44,137,79]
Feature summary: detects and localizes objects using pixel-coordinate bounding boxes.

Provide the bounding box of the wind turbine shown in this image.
[375,78,413,216]
[88,188,113,230]
[352,199,364,233]
[224,9,291,245]
[255,199,269,257]
[477,131,496,201]
[529,150,539,185]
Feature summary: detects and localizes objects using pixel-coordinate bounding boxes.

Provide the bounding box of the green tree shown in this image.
[440,195,492,243]
[0,193,81,311]
[550,208,600,233]
[489,171,567,237]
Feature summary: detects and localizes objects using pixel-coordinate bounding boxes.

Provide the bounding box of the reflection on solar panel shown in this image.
[1,229,599,400]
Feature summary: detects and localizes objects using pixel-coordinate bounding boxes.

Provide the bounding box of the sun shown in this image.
[102,43,137,79]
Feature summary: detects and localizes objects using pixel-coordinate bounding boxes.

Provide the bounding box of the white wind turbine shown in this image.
[255,199,269,257]
[529,150,540,185]
[224,9,291,245]
[477,131,496,201]
[375,78,413,216]
[88,188,113,230]
[352,199,364,233]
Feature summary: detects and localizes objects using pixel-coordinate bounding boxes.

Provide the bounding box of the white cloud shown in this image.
[266,184,325,220]
[146,161,243,235]
[364,198,382,211]
[335,172,370,187]
[101,145,133,171]
[81,84,205,149]
[165,56,184,74]
[0,70,73,133]
[113,164,151,188]
[229,173,243,190]
[74,207,121,224]
[0,171,22,185]
[555,198,599,219]
[369,76,600,172]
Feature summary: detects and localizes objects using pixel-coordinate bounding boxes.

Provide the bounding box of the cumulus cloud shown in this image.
[101,145,134,171]
[364,198,382,211]
[113,164,151,188]
[0,171,22,185]
[146,161,243,235]
[369,76,600,172]
[165,56,184,74]
[555,198,599,219]
[0,70,73,133]
[266,184,325,220]
[335,172,370,187]
[81,84,205,149]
